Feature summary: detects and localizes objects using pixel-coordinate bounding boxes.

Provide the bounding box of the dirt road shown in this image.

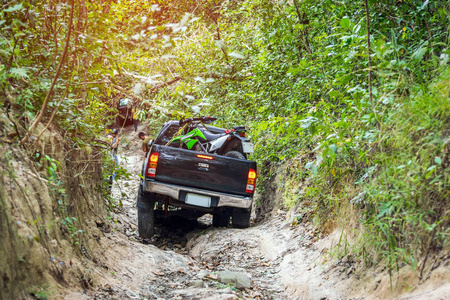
[65,126,450,300]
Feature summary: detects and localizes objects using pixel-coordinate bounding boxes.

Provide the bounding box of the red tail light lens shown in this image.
[246,168,257,193]
[146,152,159,177]
[239,132,246,137]
[150,153,159,163]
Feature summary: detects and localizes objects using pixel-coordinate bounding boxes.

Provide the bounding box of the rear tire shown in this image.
[138,207,155,239]
[232,208,251,228]
[137,184,155,239]
[224,151,246,160]
[213,210,231,227]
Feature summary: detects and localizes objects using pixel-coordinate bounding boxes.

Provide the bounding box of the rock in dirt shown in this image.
[217,270,252,289]
[171,287,237,300]
[189,279,205,288]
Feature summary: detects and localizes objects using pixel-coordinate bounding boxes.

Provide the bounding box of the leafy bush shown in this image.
[2,0,448,275]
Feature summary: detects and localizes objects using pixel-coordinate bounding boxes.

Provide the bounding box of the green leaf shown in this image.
[377,203,393,218]
[419,0,429,11]
[434,157,442,165]
[361,114,371,123]
[334,74,353,86]
[326,147,335,159]
[425,165,436,179]
[10,67,29,79]
[412,47,427,62]
[215,40,228,52]
[311,164,317,176]
[438,7,447,19]
[287,67,301,76]
[305,161,314,169]
[330,144,337,154]
[4,3,23,12]
[328,90,340,98]
[229,52,245,59]
[340,17,350,29]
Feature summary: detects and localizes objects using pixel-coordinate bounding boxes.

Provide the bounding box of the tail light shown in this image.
[239,132,246,137]
[146,152,159,177]
[197,154,213,160]
[246,168,257,193]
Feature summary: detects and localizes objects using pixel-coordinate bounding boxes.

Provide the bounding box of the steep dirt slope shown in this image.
[0,117,107,299]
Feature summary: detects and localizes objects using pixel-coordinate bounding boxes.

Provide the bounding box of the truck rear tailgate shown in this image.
[151,144,256,197]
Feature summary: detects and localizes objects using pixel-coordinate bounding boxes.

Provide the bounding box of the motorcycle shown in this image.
[167,116,254,159]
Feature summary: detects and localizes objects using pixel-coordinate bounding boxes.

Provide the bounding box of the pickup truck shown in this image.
[136,120,257,238]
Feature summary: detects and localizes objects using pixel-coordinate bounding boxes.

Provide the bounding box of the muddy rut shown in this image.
[64,126,450,300]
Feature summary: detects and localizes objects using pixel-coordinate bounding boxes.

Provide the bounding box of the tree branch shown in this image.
[22,0,74,145]
[198,73,253,81]
[110,84,172,116]
[149,76,181,93]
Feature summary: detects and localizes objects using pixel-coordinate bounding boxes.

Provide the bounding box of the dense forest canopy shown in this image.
[1,0,449,278]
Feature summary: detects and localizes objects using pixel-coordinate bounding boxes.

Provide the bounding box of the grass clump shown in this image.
[286,70,450,273]
[355,71,450,270]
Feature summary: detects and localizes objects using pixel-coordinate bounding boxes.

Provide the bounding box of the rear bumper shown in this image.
[144,179,253,209]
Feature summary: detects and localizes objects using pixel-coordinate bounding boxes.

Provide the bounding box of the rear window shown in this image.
[158,125,180,145]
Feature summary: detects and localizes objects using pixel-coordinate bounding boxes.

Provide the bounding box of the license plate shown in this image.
[185,193,211,207]
[242,142,254,153]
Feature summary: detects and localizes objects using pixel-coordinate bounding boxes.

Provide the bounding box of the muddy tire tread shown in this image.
[138,207,155,239]
[232,208,251,228]
[213,211,230,227]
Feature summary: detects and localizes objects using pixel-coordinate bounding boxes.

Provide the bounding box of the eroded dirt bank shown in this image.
[0,118,108,300]
[65,125,450,300]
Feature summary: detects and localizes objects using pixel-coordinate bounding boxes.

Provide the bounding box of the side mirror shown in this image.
[147,139,154,147]
[146,139,155,154]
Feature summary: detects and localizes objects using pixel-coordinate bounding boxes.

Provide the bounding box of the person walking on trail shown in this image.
[111,129,121,180]
[132,106,139,132]
[138,132,153,153]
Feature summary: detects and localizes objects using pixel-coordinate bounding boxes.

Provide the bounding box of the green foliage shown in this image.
[29,283,53,300]
[2,0,449,276]
[355,73,450,268]
[143,0,449,274]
